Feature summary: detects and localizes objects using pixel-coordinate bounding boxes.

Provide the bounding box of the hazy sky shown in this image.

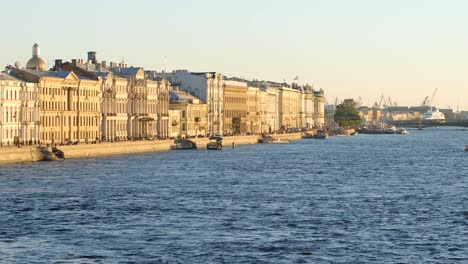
[2,0,467,110]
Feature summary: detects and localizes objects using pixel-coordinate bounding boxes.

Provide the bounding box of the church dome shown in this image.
[26,43,46,71]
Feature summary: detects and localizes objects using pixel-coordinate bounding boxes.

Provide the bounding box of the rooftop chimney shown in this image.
[54,59,63,71]
[87,51,97,64]
[71,59,77,66]
[101,61,107,68]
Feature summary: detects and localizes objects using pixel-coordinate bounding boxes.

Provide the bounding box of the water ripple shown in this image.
[0,128,467,263]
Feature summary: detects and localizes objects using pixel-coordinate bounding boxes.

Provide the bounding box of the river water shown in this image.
[1,127,467,263]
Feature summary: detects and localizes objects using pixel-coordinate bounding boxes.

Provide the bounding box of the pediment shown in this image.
[64,71,79,81]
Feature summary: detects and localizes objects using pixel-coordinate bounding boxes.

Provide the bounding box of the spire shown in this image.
[32,43,40,57]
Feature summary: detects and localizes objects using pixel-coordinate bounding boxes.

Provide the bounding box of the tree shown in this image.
[334,99,362,128]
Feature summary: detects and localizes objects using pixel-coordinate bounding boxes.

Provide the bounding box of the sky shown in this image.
[2,0,467,110]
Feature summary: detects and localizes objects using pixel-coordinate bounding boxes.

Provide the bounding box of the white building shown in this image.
[163,70,224,135]
[314,89,326,128]
[263,87,279,133]
[0,71,40,146]
[302,84,315,129]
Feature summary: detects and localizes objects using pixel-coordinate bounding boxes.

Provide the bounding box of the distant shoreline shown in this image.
[0,133,302,166]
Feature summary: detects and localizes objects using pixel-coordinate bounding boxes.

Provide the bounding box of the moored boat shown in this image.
[301,132,315,139]
[465,145,468,151]
[207,136,223,150]
[258,135,274,143]
[397,128,408,135]
[270,138,289,144]
[385,125,397,134]
[314,130,328,139]
[422,108,445,121]
[170,138,197,150]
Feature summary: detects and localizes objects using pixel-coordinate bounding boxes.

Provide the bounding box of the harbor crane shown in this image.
[428,88,438,106]
[421,88,438,106]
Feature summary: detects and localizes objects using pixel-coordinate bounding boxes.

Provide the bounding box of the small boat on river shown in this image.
[258,135,289,144]
[170,138,197,150]
[314,130,328,139]
[270,138,290,144]
[465,145,468,151]
[385,125,397,134]
[301,132,315,139]
[207,136,223,150]
[397,128,408,135]
[258,135,274,143]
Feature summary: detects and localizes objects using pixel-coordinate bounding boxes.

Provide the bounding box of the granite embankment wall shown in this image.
[0,133,302,164]
[0,147,50,164]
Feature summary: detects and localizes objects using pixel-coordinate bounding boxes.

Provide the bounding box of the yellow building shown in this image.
[169,89,208,137]
[12,68,100,144]
[224,80,248,135]
[168,109,181,138]
[247,86,268,134]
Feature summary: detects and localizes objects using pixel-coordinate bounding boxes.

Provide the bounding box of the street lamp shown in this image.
[95,115,100,143]
[195,117,200,137]
[50,127,54,146]
[12,114,20,148]
[56,114,61,145]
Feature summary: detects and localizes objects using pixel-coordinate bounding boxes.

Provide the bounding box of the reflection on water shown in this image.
[1,128,467,263]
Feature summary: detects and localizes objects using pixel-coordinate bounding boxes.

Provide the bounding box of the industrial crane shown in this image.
[421,88,438,106]
[427,88,438,106]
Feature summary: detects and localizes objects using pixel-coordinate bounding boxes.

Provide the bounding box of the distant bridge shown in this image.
[387,119,468,128]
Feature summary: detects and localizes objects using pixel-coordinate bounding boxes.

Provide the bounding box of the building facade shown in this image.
[0,72,40,146]
[301,84,315,129]
[313,89,326,128]
[168,109,181,138]
[169,89,208,137]
[223,80,248,135]
[278,86,300,131]
[246,86,268,134]
[61,58,130,141]
[264,87,279,133]
[163,70,224,135]
[12,68,100,145]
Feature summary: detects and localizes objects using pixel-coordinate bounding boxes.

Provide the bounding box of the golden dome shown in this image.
[26,43,46,71]
[26,56,47,71]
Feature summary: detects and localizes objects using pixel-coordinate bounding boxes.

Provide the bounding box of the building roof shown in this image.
[110,67,141,75]
[0,72,22,81]
[169,89,201,104]
[13,68,93,80]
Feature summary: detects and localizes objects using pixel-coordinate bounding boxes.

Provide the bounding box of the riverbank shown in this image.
[0,133,302,165]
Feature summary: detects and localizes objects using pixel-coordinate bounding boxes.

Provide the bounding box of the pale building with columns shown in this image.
[60,56,129,141]
[298,84,315,130]
[109,67,171,140]
[0,71,40,146]
[278,86,301,130]
[11,44,100,144]
[313,89,326,128]
[223,79,248,135]
[162,70,224,135]
[11,68,100,145]
[264,87,279,133]
[246,86,268,134]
